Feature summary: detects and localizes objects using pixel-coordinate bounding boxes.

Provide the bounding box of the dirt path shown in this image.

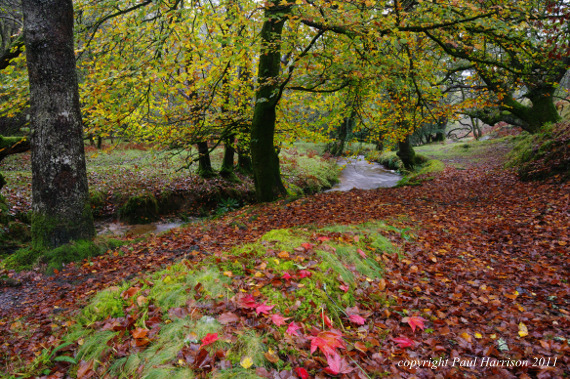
[1,150,569,377]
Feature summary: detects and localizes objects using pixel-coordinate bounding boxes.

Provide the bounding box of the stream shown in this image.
[97,156,400,236]
[327,155,401,192]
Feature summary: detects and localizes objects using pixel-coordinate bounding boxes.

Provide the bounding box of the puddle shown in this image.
[327,155,401,192]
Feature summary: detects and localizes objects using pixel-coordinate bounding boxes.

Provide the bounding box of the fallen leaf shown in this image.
[324,352,353,375]
[255,302,275,315]
[348,314,366,325]
[402,316,426,332]
[392,336,415,348]
[518,322,529,337]
[217,312,239,325]
[240,356,254,369]
[199,333,219,349]
[286,322,302,336]
[270,313,290,327]
[131,327,148,339]
[295,367,310,379]
[308,330,345,356]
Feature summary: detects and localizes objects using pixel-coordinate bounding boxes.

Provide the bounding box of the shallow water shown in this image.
[327,156,401,192]
[96,220,185,237]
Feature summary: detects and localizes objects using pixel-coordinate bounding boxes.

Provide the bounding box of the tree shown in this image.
[423,1,570,133]
[22,0,94,248]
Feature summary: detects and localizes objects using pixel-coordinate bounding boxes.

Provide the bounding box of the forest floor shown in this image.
[0,139,568,378]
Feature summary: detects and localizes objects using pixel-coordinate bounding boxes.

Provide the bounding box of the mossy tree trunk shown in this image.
[220,134,236,178]
[237,143,252,174]
[250,1,290,202]
[503,85,560,133]
[197,141,216,178]
[22,0,94,249]
[397,135,417,170]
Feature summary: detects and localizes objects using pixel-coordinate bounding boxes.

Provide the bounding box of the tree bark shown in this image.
[397,135,417,170]
[220,134,236,178]
[250,2,289,202]
[22,0,94,249]
[197,141,215,178]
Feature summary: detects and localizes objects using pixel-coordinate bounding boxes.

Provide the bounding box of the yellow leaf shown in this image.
[223,271,233,278]
[460,332,472,342]
[240,356,254,369]
[474,332,483,339]
[518,322,528,337]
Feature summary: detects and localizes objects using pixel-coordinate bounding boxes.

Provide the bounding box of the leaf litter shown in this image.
[0,154,568,378]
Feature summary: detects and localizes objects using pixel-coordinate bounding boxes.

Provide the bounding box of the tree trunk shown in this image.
[250,2,289,202]
[397,135,417,170]
[22,0,94,249]
[197,141,215,178]
[220,134,236,178]
[328,109,354,156]
[237,144,252,174]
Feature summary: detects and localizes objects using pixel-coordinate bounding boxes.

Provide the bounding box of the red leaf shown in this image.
[239,294,258,309]
[255,302,275,315]
[324,352,353,375]
[392,336,415,348]
[286,322,302,336]
[271,313,290,327]
[339,284,349,293]
[402,316,426,332]
[308,330,345,356]
[321,312,333,328]
[298,270,312,278]
[317,236,330,242]
[357,248,367,259]
[301,242,313,250]
[282,272,292,280]
[295,367,310,379]
[348,314,366,325]
[199,333,219,348]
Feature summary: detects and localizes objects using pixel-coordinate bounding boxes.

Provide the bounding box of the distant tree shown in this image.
[22,0,94,248]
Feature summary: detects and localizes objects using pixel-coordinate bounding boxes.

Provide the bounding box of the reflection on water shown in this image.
[327,155,401,192]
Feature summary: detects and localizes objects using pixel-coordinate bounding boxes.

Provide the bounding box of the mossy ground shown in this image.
[16,221,400,378]
[2,237,126,272]
[506,121,570,181]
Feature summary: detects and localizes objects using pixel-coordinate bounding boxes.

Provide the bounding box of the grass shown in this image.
[15,221,399,378]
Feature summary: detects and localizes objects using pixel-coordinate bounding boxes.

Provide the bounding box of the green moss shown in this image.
[0,194,10,225]
[119,193,159,224]
[226,331,267,367]
[149,263,232,310]
[79,286,125,324]
[397,159,445,187]
[30,202,94,250]
[506,122,569,181]
[213,368,263,379]
[3,236,127,271]
[75,330,117,363]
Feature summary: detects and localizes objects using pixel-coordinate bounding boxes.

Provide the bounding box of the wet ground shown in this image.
[327,155,401,191]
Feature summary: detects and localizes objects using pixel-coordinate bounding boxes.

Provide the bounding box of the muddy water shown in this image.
[327,156,401,192]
